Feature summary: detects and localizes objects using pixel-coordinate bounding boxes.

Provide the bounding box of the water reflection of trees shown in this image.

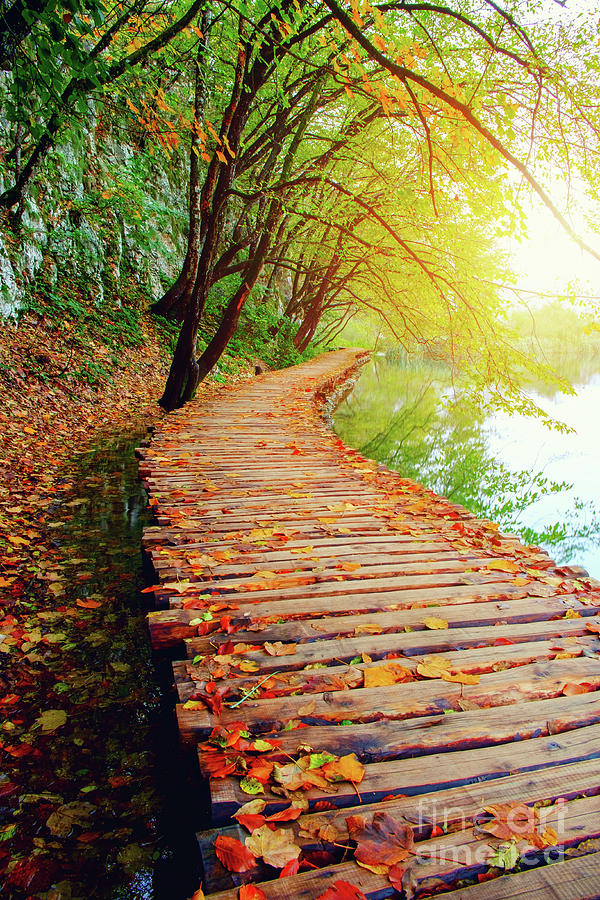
[333,356,600,561]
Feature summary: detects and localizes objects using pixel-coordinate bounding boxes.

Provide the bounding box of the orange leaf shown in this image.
[76,598,103,609]
[264,641,297,656]
[267,806,303,822]
[562,682,593,695]
[363,663,412,688]
[346,812,414,869]
[279,858,300,877]
[322,753,365,784]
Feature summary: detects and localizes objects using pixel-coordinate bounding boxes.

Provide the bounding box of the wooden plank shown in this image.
[177,656,600,737]
[173,635,600,701]
[180,617,600,675]
[238,689,600,763]
[179,597,598,655]
[207,720,600,819]
[199,758,600,891]
[202,794,600,899]
[439,852,600,899]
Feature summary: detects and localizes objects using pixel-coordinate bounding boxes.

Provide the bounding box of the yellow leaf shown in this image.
[487,559,521,573]
[363,663,412,688]
[564,609,581,619]
[354,623,383,635]
[416,656,451,679]
[238,660,259,673]
[422,616,448,630]
[182,700,206,710]
[441,670,480,685]
[322,752,365,784]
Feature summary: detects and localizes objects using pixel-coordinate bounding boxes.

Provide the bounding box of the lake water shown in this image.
[333,353,600,577]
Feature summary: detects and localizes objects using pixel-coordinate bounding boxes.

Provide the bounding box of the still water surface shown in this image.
[333,354,600,577]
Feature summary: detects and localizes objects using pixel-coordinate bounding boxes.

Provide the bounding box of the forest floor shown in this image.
[0,306,253,898]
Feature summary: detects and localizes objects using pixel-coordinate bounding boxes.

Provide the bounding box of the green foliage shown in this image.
[20,276,177,385]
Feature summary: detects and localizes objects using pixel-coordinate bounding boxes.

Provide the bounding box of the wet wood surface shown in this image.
[138,349,600,898]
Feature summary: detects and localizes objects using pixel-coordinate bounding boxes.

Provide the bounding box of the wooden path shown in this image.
[138,349,600,899]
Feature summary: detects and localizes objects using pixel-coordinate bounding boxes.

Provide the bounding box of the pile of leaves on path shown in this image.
[191,721,561,900]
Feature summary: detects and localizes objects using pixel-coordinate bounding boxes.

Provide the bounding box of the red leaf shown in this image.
[236,814,266,833]
[346,812,414,868]
[280,858,300,878]
[267,807,302,823]
[313,800,337,811]
[239,885,267,899]
[388,864,406,891]
[214,835,256,873]
[316,881,368,900]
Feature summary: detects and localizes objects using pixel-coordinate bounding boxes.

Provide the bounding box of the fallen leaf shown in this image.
[416,656,451,679]
[266,806,303,822]
[214,835,256,872]
[422,617,448,630]
[487,840,519,869]
[240,777,265,795]
[316,881,368,900]
[487,559,521,573]
[46,801,96,837]
[297,699,316,716]
[353,623,383,635]
[322,753,365,784]
[347,811,414,871]
[36,709,67,732]
[238,660,260,673]
[264,642,297,656]
[279,858,300,877]
[562,682,593,695]
[245,825,301,868]
[76,598,103,609]
[235,814,266,833]
[363,663,412,688]
[441,671,480,685]
[239,887,267,900]
[235,799,266,817]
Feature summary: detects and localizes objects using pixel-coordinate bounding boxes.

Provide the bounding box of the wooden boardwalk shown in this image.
[139,349,600,899]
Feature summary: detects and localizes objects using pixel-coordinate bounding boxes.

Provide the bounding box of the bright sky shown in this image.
[506,197,600,305]
[503,1,600,309]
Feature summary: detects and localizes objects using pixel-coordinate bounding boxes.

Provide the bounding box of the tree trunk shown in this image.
[194,226,274,385]
[151,14,209,319]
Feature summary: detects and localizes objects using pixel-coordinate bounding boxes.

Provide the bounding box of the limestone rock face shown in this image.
[0,106,188,317]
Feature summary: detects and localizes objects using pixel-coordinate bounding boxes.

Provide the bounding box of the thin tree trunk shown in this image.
[151,13,209,319]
